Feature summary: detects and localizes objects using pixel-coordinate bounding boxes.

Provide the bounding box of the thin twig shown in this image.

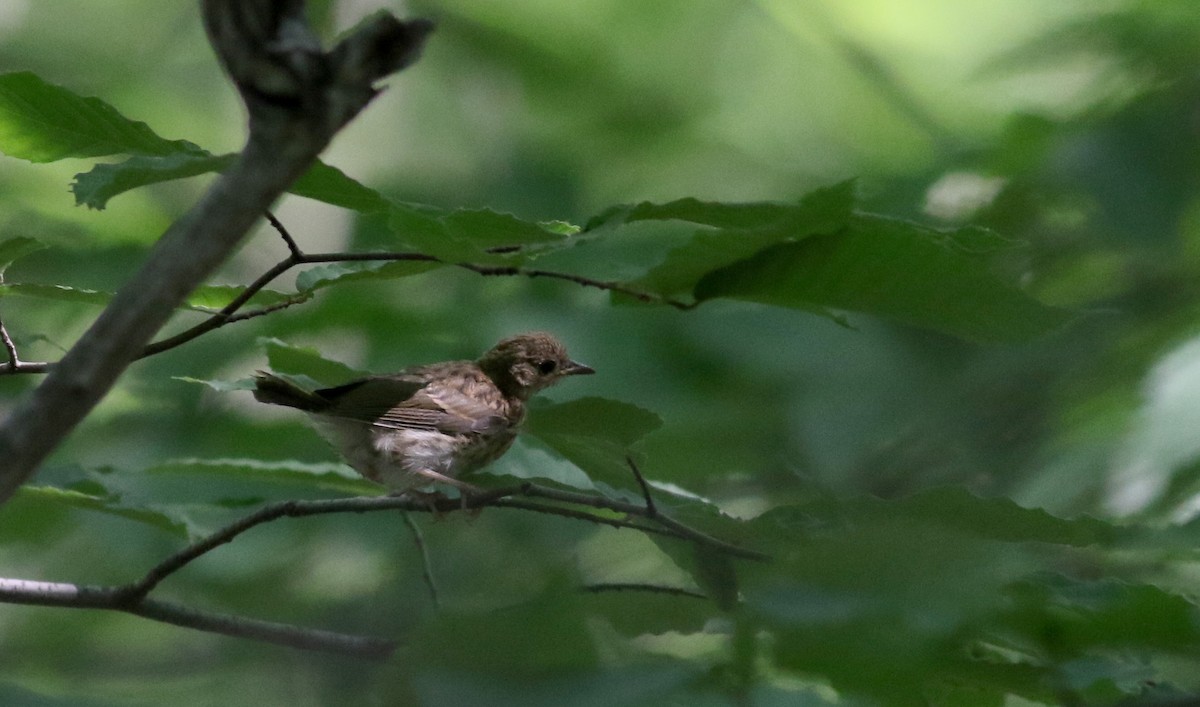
[0,315,18,369]
[626,455,657,518]
[401,512,440,609]
[583,583,708,600]
[3,243,693,377]
[265,210,302,258]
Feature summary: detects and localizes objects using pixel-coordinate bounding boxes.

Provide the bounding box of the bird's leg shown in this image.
[410,468,484,512]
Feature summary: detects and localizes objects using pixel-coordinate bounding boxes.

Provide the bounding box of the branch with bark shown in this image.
[0,0,433,503]
[0,481,765,658]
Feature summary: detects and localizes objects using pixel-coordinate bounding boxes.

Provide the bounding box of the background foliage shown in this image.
[2,1,1200,705]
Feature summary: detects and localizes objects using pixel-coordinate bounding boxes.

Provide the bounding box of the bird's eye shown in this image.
[537,359,557,375]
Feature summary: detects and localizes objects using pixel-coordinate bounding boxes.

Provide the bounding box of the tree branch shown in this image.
[0,482,763,656]
[0,1,433,503]
[0,578,395,659]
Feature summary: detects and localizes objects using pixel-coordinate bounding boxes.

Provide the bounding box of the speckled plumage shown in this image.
[253,332,593,493]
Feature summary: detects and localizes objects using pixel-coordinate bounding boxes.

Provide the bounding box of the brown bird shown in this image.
[252,332,593,496]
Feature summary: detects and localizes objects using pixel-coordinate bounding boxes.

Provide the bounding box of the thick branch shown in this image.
[0,1,432,503]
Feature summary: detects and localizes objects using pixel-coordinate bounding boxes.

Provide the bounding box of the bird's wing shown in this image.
[317,375,505,435]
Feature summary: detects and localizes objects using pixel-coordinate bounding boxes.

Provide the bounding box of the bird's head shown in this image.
[477,332,594,400]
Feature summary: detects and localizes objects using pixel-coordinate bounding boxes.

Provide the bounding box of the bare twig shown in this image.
[583,583,708,600]
[0,315,18,369]
[266,210,302,258]
[401,512,440,609]
[626,455,657,518]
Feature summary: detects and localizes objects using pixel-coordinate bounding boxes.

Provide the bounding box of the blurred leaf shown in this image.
[696,214,1071,342]
[0,71,203,162]
[1007,575,1200,654]
[407,665,699,707]
[293,259,442,293]
[0,237,46,275]
[16,485,188,538]
[404,581,598,676]
[388,203,573,263]
[72,152,235,209]
[260,337,366,384]
[523,397,663,491]
[691,545,738,612]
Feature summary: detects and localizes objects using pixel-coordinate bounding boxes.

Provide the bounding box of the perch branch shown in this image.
[0,482,763,657]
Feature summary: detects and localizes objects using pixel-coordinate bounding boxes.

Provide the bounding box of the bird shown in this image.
[252,332,593,498]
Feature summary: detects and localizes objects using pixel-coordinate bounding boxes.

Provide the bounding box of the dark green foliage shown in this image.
[2,3,1199,706]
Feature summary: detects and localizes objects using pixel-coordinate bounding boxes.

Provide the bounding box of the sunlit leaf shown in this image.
[0,71,203,162]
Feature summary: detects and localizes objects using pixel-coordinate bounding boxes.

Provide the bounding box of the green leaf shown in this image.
[388,203,573,263]
[695,214,1071,342]
[260,337,366,385]
[16,485,189,538]
[625,181,856,301]
[185,284,298,311]
[290,161,389,212]
[0,282,294,311]
[522,397,663,491]
[0,237,46,275]
[405,582,598,676]
[148,458,380,496]
[294,258,442,293]
[0,282,111,304]
[71,152,235,209]
[0,71,203,162]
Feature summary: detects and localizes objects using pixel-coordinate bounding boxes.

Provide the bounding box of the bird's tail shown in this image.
[252,371,330,412]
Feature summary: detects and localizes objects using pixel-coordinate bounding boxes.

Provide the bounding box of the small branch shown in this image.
[583,583,708,600]
[0,577,394,659]
[0,316,19,369]
[626,455,657,518]
[266,210,302,258]
[401,512,440,609]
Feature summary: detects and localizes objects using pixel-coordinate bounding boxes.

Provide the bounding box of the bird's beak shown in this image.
[563,360,595,376]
